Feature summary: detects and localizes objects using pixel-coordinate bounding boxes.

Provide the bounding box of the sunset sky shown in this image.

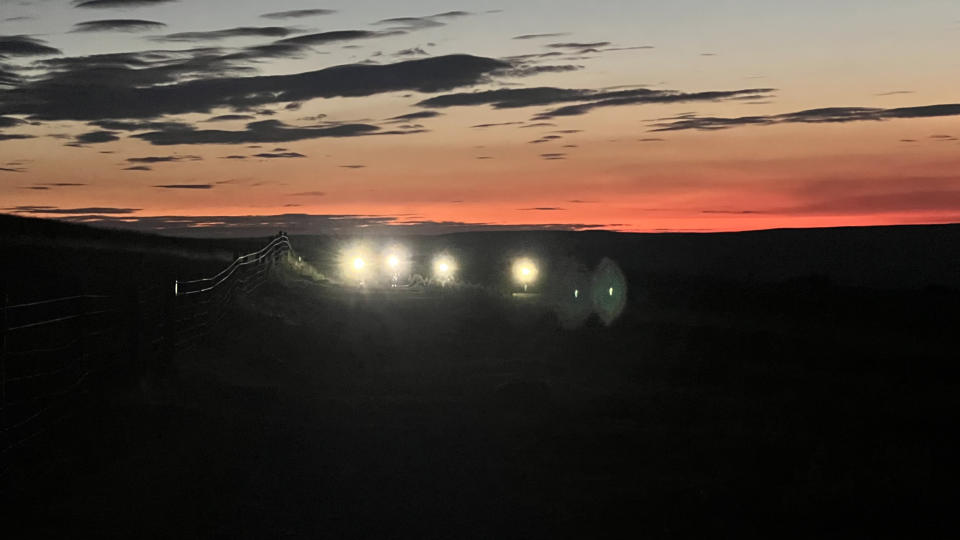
[2,0,959,234]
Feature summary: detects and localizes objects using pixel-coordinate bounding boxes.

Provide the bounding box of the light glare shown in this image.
[512,258,539,286]
[432,253,457,283]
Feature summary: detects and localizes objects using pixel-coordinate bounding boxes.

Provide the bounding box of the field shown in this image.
[1,216,957,538]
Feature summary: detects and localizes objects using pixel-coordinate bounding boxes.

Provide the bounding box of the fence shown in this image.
[0,232,292,480]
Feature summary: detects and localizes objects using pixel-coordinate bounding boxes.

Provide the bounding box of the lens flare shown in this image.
[591,258,628,326]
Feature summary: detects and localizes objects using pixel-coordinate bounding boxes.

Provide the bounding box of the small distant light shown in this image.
[574,289,579,299]
[609,287,614,296]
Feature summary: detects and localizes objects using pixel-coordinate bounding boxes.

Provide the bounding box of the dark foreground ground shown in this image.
[2,218,958,538]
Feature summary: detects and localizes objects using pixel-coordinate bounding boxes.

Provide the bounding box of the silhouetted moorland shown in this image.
[1,215,956,538]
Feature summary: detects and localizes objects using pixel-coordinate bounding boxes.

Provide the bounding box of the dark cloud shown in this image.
[540,153,566,160]
[72,19,166,33]
[498,64,583,77]
[75,130,119,143]
[876,90,915,96]
[471,121,524,128]
[650,103,960,131]
[204,114,256,122]
[419,87,773,119]
[254,151,306,159]
[547,41,612,49]
[520,207,565,211]
[126,155,201,163]
[2,54,508,120]
[73,0,176,7]
[0,35,62,56]
[340,165,365,169]
[152,26,299,42]
[373,11,473,32]
[513,33,570,40]
[153,184,213,189]
[221,155,247,159]
[534,89,777,119]
[29,48,257,93]
[270,30,384,48]
[260,9,336,20]
[288,192,327,197]
[1,166,26,172]
[0,133,33,141]
[386,110,442,123]
[0,64,22,86]
[395,47,429,57]
[6,205,140,215]
[123,166,151,170]
[90,119,192,131]
[46,213,608,237]
[134,119,384,145]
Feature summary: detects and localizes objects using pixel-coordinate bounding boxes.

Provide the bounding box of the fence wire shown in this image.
[1,232,292,481]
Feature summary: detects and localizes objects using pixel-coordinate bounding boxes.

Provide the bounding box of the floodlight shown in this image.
[339,243,374,285]
[512,257,539,291]
[381,244,412,286]
[432,253,457,284]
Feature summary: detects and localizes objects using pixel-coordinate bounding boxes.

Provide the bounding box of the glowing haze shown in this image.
[2,1,959,234]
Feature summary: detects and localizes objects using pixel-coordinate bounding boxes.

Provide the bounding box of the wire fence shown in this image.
[0,232,292,481]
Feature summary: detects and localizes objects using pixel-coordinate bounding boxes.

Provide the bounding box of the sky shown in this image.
[1,0,959,234]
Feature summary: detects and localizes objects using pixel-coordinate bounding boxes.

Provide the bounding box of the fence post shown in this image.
[161,281,176,363]
[126,285,141,374]
[1,292,7,438]
[77,294,88,381]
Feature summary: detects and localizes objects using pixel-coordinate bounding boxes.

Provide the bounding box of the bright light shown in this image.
[609,287,614,296]
[381,244,412,286]
[512,258,539,287]
[432,253,457,283]
[339,243,374,284]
